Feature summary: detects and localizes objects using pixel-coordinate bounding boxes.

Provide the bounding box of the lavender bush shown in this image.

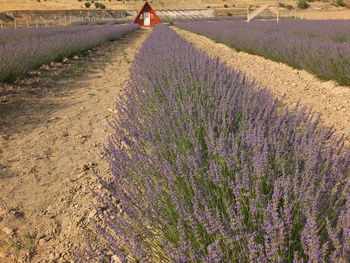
[0,24,139,82]
[88,25,350,262]
[0,25,95,45]
[176,20,350,85]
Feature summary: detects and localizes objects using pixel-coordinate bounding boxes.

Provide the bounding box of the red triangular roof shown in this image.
[133,1,154,23]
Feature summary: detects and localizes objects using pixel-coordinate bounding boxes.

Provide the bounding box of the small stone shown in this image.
[2,226,15,236]
[81,162,96,171]
[0,251,9,258]
[87,209,97,219]
[111,255,122,263]
[9,207,24,218]
[81,164,90,171]
[62,57,69,63]
[48,253,56,261]
[40,64,51,70]
[72,55,79,60]
[38,238,47,245]
[50,61,61,67]
[74,216,84,227]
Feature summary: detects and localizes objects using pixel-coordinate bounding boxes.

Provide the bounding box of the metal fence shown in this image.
[0,15,117,30]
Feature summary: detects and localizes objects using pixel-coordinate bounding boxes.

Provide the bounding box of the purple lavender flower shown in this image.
[0,24,139,82]
[86,24,350,262]
[176,20,350,85]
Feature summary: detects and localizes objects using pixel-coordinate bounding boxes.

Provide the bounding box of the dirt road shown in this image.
[0,28,150,263]
[174,27,350,144]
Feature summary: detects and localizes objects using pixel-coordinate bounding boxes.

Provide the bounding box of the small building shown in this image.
[133,1,161,27]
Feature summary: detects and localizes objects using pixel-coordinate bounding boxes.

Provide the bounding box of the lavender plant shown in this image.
[0,24,139,82]
[88,25,350,262]
[175,20,350,86]
[72,19,133,26]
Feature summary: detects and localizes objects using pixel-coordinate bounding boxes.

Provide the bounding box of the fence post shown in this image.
[277,7,279,23]
[26,20,29,28]
[0,20,3,30]
[14,19,17,29]
[246,8,249,22]
[36,19,38,28]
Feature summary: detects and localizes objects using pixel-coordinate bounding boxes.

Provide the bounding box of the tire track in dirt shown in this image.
[173,27,350,144]
[0,28,151,263]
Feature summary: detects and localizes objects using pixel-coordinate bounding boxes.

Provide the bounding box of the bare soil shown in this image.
[174,27,350,144]
[0,28,150,263]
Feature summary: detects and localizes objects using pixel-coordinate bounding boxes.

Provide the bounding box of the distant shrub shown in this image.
[207,5,211,8]
[224,4,228,8]
[232,4,235,7]
[286,4,294,9]
[337,0,346,6]
[297,0,310,9]
[278,2,286,7]
[95,2,106,9]
[227,12,233,16]
[84,2,91,8]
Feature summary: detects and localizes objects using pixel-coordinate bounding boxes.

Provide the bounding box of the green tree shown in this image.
[297,0,309,9]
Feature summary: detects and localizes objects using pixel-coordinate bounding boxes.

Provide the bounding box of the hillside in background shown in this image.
[1,0,348,11]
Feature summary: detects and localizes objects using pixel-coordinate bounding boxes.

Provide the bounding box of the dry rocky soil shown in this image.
[0,26,349,263]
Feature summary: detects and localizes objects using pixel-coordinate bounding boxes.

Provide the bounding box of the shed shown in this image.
[133,1,161,27]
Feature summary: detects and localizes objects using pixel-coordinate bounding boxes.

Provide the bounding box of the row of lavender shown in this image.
[72,19,133,26]
[0,25,97,45]
[176,20,350,86]
[162,15,277,23]
[0,24,139,82]
[87,25,350,262]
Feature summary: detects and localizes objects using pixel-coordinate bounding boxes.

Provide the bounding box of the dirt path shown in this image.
[0,28,150,263]
[174,27,350,144]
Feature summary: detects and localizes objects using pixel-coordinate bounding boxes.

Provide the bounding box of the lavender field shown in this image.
[85,25,350,262]
[176,20,350,85]
[162,15,277,24]
[0,24,139,82]
[72,19,133,26]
